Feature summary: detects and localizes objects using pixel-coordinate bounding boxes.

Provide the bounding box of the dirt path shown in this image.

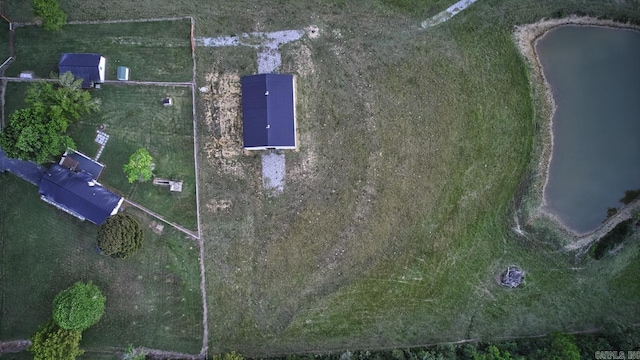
[0,340,31,354]
[421,0,480,27]
[195,28,314,73]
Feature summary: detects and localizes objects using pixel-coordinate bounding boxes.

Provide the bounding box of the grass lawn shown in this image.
[67,84,198,230]
[0,22,9,64]
[0,174,203,353]
[6,19,192,82]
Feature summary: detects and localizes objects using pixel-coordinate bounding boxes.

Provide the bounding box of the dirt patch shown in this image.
[205,198,232,214]
[293,44,315,77]
[149,220,165,235]
[201,69,244,176]
[306,25,320,39]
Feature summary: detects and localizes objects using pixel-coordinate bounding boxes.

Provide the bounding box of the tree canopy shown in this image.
[97,214,144,259]
[32,0,67,31]
[123,148,155,183]
[29,320,84,360]
[0,73,98,163]
[52,281,106,331]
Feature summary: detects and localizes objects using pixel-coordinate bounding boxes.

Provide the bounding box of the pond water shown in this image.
[537,25,640,234]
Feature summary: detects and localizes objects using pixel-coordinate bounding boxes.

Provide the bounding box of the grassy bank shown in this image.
[0,174,202,353]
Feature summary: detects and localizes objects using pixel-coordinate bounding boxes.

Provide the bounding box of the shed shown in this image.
[39,164,123,225]
[117,66,130,81]
[241,74,297,150]
[58,53,106,88]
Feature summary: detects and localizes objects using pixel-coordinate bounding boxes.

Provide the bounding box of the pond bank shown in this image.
[513,16,640,251]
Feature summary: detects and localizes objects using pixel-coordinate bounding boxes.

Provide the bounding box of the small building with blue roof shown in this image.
[58,53,106,88]
[241,74,297,150]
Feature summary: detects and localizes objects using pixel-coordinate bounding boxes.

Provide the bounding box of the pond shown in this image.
[537,25,640,234]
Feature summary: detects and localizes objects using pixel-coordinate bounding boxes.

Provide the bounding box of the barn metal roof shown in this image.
[58,53,103,88]
[241,74,296,149]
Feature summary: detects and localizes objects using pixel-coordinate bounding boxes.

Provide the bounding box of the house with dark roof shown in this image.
[58,53,106,88]
[241,74,297,150]
[39,164,123,225]
[59,149,105,180]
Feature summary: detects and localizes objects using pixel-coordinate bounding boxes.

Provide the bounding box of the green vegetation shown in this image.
[0,175,203,353]
[123,148,155,183]
[67,85,197,229]
[52,281,106,331]
[620,189,640,205]
[29,320,83,360]
[590,219,634,260]
[32,0,67,32]
[123,344,147,360]
[6,19,192,81]
[0,74,97,163]
[97,214,144,259]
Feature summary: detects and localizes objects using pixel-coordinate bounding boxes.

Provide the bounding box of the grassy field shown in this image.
[0,174,202,354]
[67,84,198,230]
[195,0,640,356]
[2,0,640,357]
[6,20,192,82]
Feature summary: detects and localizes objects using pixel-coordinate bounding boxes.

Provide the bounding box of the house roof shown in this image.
[241,74,296,149]
[39,164,122,225]
[60,150,104,180]
[58,53,103,88]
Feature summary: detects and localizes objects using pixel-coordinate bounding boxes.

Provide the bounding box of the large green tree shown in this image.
[52,281,106,331]
[123,148,155,183]
[32,0,67,31]
[29,320,84,360]
[0,73,97,163]
[97,214,144,259]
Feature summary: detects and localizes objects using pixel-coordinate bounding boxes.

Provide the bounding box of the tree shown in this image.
[123,148,155,183]
[29,320,84,360]
[97,214,144,259]
[32,0,67,31]
[545,332,580,360]
[52,281,106,331]
[0,75,97,163]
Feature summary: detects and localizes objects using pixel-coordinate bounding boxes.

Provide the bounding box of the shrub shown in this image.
[97,214,144,259]
[52,281,106,331]
[30,320,84,360]
[32,0,67,31]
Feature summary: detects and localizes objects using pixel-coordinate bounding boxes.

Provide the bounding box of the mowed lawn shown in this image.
[67,84,198,230]
[6,19,192,82]
[0,174,202,354]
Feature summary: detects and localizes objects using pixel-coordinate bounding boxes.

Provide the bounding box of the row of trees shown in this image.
[29,281,106,360]
[258,322,640,360]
